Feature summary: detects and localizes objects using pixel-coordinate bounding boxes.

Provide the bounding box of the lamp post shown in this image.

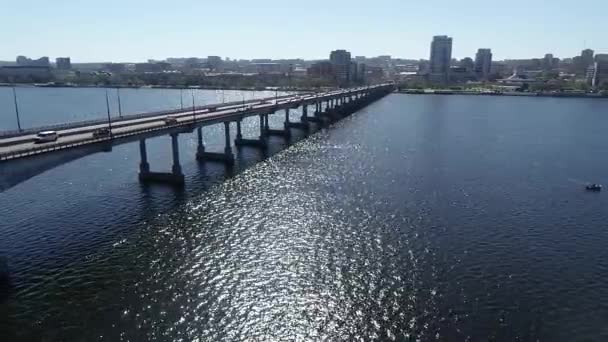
[12,87,22,132]
[180,88,184,110]
[105,89,113,133]
[116,88,123,118]
[191,89,196,123]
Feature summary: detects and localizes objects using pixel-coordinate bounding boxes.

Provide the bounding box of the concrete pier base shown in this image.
[197,151,235,165]
[307,115,325,124]
[235,138,267,148]
[266,128,290,137]
[285,121,310,130]
[139,171,185,184]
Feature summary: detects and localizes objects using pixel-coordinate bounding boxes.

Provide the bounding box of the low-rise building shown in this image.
[307,61,333,78]
[103,63,127,73]
[16,56,50,67]
[0,65,52,81]
[134,62,171,73]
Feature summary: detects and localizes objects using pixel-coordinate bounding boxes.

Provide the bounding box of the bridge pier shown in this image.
[235,115,267,148]
[285,105,310,130]
[283,108,290,129]
[264,109,291,138]
[197,122,234,165]
[138,134,185,185]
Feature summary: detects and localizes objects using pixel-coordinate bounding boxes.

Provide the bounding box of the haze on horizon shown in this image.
[2,0,606,62]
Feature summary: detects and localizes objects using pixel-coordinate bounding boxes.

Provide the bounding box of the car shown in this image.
[164,116,178,125]
[34,131,58,144]
[92,128,111,138]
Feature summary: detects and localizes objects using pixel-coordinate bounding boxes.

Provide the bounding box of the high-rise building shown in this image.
[474,49,492,80]
[543,53,555,70]
[595,54,608,63]
[581,49,595,66]
[588,61,608,89]
[330,49,352,86]
[55,57,71,70]
[429,35,452,83]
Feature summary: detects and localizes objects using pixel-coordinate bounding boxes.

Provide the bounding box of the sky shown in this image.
[1,0,606,63]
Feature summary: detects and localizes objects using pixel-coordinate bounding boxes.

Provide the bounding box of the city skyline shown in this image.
[2,0,607,62]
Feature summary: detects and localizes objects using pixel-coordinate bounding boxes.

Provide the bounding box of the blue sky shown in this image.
[2,0,605,62]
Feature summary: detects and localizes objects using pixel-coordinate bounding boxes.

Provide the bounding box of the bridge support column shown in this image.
[223,122,233,157]
[197,121,234,165]
[196,127,205,158]
[282,109,292,136]
[286,105,310,130]
[266,109,290,138]
[236,119,243,141]
[259,114,267,141]
[235,115,267,148]
[307,102,326,124]
[138,135,185,185]
[301,104,308,123]
[139,139,150,174]
[284,108,290,127]
[170,133,182,176]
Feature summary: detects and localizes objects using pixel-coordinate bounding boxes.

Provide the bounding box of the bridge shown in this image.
[0,84,394,188]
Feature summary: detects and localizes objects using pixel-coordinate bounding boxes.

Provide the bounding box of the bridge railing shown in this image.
[0,93,301,139]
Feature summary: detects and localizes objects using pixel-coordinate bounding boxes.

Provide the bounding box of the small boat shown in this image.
[586,184,602,191]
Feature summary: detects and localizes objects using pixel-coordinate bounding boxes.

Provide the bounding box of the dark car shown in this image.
[92,128,111,138]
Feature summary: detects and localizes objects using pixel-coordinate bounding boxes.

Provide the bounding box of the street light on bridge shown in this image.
[105,89,113,135]
[191,89,196,123]
[116,87,123,118]
[12,87,22,132]
[180,88,184,110]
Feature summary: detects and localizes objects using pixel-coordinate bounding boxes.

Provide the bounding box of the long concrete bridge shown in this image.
[0,84,394,187]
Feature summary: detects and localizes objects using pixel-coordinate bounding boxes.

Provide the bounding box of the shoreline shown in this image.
[396,89,608,99]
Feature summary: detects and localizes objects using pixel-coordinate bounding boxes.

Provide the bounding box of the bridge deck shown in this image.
[0,86,390,161]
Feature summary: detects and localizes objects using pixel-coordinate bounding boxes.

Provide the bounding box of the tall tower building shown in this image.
[581,49,595,66]
[330,49,352,86]
[429,35,453,83]
[474,49,492,80]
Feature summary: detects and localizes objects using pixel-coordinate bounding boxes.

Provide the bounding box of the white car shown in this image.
[35,131,58,143]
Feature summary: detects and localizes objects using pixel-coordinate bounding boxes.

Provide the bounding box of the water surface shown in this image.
[1,94,608,341]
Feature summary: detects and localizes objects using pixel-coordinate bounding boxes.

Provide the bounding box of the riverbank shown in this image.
[397,89,608,98]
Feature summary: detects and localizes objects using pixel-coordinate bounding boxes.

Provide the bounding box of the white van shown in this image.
[35,131,59,143]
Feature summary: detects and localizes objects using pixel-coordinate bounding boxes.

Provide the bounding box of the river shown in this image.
[1,91,608,341]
